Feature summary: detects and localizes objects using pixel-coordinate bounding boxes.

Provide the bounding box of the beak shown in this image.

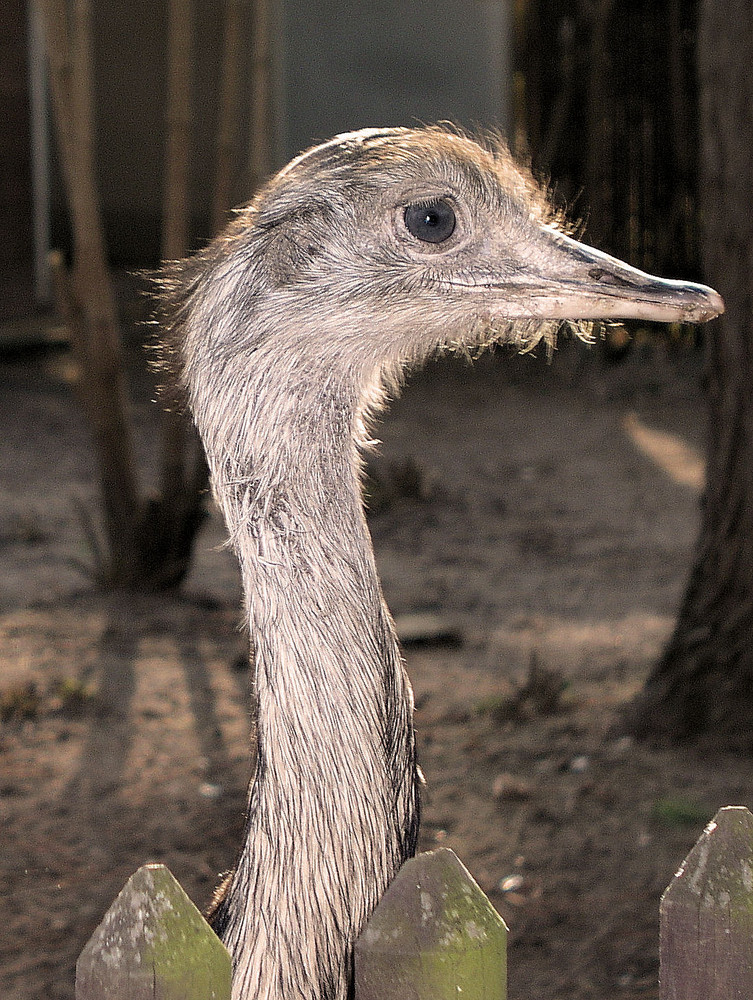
[478,229,724,324]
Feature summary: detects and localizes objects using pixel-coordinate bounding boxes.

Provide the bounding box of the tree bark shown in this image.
[630,0,753,748]
[212,0,249,233]
[162,0,194,261]
[248,0,273,192]
[41,0,144,584]
[43,0,209,589]
[155,0,210,590]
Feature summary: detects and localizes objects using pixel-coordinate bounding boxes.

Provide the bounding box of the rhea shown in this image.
[159,127,723,1000]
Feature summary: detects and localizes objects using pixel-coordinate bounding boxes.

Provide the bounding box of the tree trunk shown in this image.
[43,0,209,590]
[162,0,194,261]
[248,0,273,192]
[212,0,249,234]
[41,0,144,584]
[630,0,753,748]
[155,0,211,590]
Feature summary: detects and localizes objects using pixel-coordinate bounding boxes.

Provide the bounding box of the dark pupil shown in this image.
[404,200,456,243]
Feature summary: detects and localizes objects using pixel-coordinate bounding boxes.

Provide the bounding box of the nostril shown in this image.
[588,266,636,289]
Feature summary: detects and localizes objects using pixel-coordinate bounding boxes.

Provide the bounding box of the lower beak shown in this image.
[487,231,725,325]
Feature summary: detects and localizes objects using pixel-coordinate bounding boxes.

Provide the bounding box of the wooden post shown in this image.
[354,849,507,1000]
[162,0,195,261]
[76,864,231,1000]
[248,0,273,192]
[41,0,143,583]
[212,0,249,234]
[660,805,753,999]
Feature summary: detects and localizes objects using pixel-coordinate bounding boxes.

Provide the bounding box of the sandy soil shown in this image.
[2,331,752,1000]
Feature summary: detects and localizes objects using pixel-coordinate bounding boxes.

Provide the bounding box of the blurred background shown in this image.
[2,0,702,308]
[3,2,753,1000]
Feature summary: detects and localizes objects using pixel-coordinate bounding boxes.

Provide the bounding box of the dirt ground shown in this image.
[2,326,752,1000]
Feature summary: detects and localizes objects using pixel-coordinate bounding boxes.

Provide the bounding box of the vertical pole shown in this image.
[212,0,249,233]
[41,0,142,582]
[480,0,512,136]
[162,0,195,261]
[248,0,273,192]
[27,0,52,305]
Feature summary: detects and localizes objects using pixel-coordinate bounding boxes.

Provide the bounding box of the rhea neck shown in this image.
[196,334,414,784]
[202,333,420,901]
[209,354,382,625]
[190,299,420,1000]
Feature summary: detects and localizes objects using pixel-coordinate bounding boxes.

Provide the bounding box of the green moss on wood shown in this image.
[355,849,507,1000]
[76,864,231,1000]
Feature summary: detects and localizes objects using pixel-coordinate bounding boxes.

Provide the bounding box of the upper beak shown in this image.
[477,230,725,325]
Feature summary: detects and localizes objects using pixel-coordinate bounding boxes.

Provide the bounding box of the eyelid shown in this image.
[407,195,457,214]
[409,195,452,207]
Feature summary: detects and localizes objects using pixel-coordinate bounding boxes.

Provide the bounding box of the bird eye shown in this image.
[403,200,456,244]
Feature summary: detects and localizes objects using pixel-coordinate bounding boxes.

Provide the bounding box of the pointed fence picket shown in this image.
[660,805,753,1000]
[75,864,231,1000]
[354,848,507,1000]
[75,806,753,999]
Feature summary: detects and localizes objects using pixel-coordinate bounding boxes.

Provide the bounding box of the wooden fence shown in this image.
[75,805,753,999]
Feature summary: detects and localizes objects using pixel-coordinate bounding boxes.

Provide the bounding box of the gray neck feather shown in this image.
[196,336,419,1000]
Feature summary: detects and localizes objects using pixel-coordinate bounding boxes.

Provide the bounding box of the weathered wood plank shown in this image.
[660,805,753,1000]
[76,863,231,1000]
[354,848,507,1000]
